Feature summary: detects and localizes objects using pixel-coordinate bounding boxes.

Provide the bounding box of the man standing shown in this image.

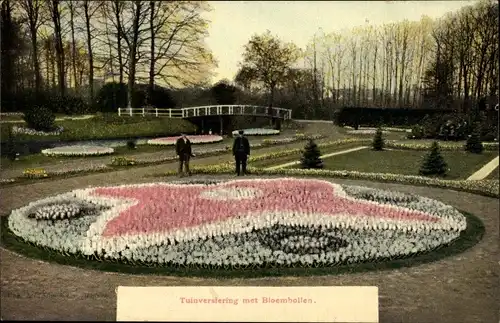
[232,130,250,176]
[176,133,194,177]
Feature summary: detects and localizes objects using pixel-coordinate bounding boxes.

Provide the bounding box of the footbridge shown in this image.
[118,105,292,135]
[118,105,292,120]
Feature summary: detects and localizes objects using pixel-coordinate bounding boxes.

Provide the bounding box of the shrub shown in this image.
[5,126,17,160]
[301,139,323,169]
[94,82,176,113]
[23,105,56,131]
[408,125,424,139]
[60,95,90,115]
[419,141,448,177]
[144,85,176,109]
[465,122,484,154]
[372,127,385,151]
[126,139,137,150]
[111,157,136,166]
[211,80,237,104]
[93,82,141,113]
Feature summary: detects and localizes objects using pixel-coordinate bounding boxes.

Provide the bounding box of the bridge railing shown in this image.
[118,105,292,119]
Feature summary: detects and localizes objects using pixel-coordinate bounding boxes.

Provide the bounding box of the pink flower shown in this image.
[90,179,439,238]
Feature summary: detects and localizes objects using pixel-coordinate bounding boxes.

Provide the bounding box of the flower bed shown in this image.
[232,128,280,136]
[147,135,223,146]
[7,178,468,269]
[261,134,324,145]
[344,126,411,133]
[13,125,64,136]
[41,145,114,157]
[386,141,499,151]
[345,129,390,135]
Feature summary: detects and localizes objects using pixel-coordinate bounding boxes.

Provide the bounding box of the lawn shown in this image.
[286,149,498,180]
[485,165,499,180]
[0,114,197,143]
[250,142,365,168]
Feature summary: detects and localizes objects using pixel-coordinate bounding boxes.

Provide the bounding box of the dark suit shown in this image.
[175,137,193,176]
[232,135,250,176]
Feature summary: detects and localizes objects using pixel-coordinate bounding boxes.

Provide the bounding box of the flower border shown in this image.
[232,128,280,136]
[147,135,224,146]
[41,145,115,157]
[0,204,484,278]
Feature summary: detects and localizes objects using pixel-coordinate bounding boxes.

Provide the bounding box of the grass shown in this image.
[285,149,498,180]
[0,210,484,278]
[0,114,197,143]
[250,142,364,168]
[485,165,499,180]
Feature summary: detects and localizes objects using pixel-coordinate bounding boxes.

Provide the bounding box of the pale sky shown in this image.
[204,0,476,83]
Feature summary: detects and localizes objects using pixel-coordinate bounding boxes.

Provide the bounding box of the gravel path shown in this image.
[1,174,498,322]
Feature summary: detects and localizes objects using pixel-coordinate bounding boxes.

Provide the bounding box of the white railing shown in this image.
[118,105,292,120]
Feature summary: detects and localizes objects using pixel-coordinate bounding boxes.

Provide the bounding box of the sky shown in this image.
[203,0,476,83]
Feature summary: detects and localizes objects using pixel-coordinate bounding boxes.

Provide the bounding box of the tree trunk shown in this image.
[30,26,41,93]
[83,1,94,101]
[148,0,155,105]
[113,0,124,84]
[372,44,378,106]
[51,0,65,96]
[69,3,78,89]
[398,33,408,107]
[127,1,142,112]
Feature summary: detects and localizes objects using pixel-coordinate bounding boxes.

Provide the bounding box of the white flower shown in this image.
[41,145,114,157]
[232,128,280,136]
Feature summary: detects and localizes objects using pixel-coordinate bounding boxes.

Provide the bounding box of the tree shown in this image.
[19,0,44,93]
[1,0,17,98]
[143,1,215,90]
[47,0,66,96]
[66,0,78,89]
[301,139,323,169]
[116,0,149,111]
[238,30,300,108]
[234,66,258,92]
[82,0,101,101]
[109,0,125,84]
[372,127,385,151]
[211,80,236,104]
[465,122,484,154]
[419,141,448,176]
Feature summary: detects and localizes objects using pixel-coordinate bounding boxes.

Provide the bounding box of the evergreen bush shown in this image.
[419,141,448,177]
[301,139,323,169]
[465,122,484,154]
[372,127,385,151]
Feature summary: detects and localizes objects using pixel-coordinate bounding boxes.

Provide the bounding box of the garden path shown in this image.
[0,123,345,180]
[0,175,498,322]
[467,156,500,180]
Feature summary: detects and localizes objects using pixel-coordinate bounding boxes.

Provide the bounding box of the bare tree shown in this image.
[141,1,215,89]
[19,0,45,93]
[66,0,78,89]
[82,0,101,100]
[115,0,150,111]
[47,0,65,96]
